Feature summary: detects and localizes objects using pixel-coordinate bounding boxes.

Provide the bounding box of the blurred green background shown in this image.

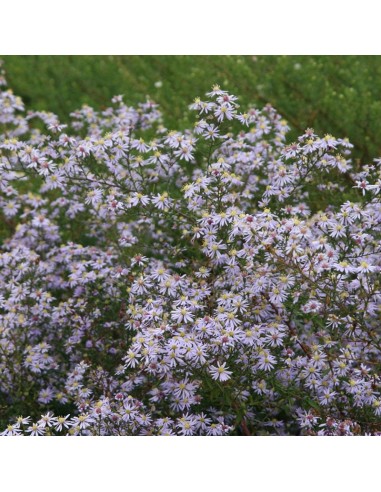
[2,55,381,163]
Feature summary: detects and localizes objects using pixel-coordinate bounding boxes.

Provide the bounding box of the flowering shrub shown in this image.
[1,60,381,436]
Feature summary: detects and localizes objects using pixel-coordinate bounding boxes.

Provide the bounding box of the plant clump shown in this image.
[1,64,381,436]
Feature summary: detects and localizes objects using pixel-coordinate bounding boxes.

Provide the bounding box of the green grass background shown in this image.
[2,55,381,163]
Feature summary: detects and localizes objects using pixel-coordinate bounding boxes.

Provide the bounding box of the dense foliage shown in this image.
[1,60,381,435]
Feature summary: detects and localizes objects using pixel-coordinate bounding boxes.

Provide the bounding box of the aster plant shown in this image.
[1,60,381,436]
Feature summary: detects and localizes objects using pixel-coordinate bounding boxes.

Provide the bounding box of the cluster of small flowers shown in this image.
[2,361,231,436]
[1,74,381,436]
